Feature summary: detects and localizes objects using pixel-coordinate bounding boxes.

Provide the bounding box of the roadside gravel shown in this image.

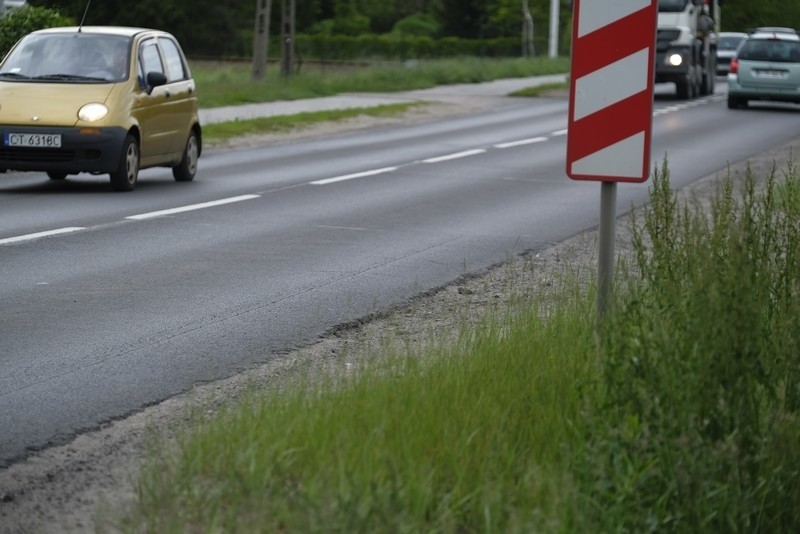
[1,94,798,533]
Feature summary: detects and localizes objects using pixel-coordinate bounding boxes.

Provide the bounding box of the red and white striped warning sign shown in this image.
[566,0,658,183]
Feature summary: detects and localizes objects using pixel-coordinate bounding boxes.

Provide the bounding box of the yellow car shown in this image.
[0,26,201,191]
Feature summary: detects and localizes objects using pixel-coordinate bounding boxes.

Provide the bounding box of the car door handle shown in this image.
[165,90,171,98]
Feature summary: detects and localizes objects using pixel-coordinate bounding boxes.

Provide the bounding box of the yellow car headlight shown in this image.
[78,103,109,122]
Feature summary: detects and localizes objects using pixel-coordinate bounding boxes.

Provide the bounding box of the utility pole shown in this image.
[522,0,535,57]
[251,0,272,80]
[548,0,559,58]
[280,0,295,77]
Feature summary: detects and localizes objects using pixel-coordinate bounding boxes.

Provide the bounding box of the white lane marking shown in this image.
[0,227,85,245]
[422,149,486,164]
[551,129,568,137]
[495,137,548,149]
[125,195,261,221]
[310,166,397,186]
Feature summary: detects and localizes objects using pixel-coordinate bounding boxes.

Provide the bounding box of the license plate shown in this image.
[754,70,788,79]
[3,132,62,148]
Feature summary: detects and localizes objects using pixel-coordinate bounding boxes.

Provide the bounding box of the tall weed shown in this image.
[575,159,800,531]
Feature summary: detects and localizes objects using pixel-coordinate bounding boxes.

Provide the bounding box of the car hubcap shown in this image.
[186,136,198,175]
[126,143,139,184]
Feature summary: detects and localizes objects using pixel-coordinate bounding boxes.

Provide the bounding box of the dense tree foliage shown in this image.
[17,0,800,58]
[720,1,800,33]
[0,6,72,57]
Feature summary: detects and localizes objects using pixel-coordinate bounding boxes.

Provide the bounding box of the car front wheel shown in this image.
[172,131,199,182]
[110,134,139,191]
[47,171,67,180]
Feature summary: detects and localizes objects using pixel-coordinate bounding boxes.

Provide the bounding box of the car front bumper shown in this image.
[0,125,127,174]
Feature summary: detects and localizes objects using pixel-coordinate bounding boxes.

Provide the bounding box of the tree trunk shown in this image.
[522,0,535,57]
[252,0,272,81]
[280,0,296,77]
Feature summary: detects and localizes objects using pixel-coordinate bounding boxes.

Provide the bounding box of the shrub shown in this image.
[391,13,440,38]
[0,6,73,59]
[574,160,800,531]
[295,34,521,61]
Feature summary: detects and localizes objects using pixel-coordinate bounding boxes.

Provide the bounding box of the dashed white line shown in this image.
[310,166,397,185]
[495,137,548,149]
[0,227,85,245]
[125,194,261,220]
[3,96,723,245]
[422,149,486,164]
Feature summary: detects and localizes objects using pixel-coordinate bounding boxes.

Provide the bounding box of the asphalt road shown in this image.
[1,83,799,466]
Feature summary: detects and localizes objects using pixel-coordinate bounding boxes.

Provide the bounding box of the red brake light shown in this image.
[729,58,739,74]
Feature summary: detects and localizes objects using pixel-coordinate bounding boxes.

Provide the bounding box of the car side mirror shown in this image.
[146,71,168,94]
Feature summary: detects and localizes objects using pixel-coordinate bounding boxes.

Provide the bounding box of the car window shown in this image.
[159,38,187,82]
[738,39,800,63]
[138,38,164,87]
[719,36,745,51]
[0,32,130,82]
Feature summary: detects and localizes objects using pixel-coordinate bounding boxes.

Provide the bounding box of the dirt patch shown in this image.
[1,98,799,533]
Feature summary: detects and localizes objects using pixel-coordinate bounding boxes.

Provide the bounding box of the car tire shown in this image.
[727,95,747,109]
[110,134,139,192]
[676,74,694,100]
[172,131,199,182]
[47,171,67,181]
[701,62,715,96]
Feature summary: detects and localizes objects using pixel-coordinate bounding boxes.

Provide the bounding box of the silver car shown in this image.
[716,32,747,75]
[727,31,800,109]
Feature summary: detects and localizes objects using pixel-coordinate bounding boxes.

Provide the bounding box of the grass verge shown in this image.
[202,102,424,144]
[194,57,570,109]
[508,82,569,98]
[115,158,800,532]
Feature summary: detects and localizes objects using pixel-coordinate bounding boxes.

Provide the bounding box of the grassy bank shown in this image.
[193,57,570,109]
[115,160,800,532]
[202,102,424,144]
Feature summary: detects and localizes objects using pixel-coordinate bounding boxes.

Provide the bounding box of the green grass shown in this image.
[113,158,800,532]
[193,57,570,109]
[574,160,800,531]
[196,57,569,143]
[203,102,424,143]
[508,82,569,98]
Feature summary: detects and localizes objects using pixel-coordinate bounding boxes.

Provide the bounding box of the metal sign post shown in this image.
[566,0,658,319]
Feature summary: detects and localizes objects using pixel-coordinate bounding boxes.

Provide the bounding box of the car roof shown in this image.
[719,32,748,37]
[747,27,798,36]
[30,26,172,39]
[747,31,800,42]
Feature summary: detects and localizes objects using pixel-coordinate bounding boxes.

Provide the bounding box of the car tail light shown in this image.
[729,58,739,75]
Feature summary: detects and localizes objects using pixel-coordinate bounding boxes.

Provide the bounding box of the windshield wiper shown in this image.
[0,72,32,80]
[33,73,107,82]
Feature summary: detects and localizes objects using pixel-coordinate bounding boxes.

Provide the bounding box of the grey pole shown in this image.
[598,181,617,319]
[548,0,559,58]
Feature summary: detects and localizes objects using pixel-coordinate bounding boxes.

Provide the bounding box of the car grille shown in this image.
[0,147,99,163]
